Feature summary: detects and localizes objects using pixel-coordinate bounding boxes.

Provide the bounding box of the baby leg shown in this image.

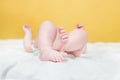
[37,21,67,62]
[64,24,87,57]
[23,25,33,52]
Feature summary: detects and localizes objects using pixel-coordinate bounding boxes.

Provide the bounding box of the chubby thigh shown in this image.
[37,21,57,49]
[64,29,87,52]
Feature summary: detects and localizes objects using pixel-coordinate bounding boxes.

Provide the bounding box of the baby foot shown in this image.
[52,27,68,51]
[75,24,84,29]
[23,24,32,33]
[23,24,33,52]
[40,49,67,62]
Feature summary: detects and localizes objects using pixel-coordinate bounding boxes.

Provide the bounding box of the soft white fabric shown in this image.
[0,39,120,80]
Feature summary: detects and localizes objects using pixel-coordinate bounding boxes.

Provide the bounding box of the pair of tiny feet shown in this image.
[23,24,84,62]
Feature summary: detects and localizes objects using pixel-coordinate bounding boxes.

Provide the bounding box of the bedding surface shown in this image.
[0,40,120,80]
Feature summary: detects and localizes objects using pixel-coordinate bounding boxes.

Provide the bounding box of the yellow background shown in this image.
[0,0,120,42]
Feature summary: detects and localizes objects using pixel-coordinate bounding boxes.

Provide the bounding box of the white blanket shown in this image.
[0,40,120,80]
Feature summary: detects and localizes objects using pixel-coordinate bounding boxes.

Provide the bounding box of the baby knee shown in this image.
[42,20,54,26]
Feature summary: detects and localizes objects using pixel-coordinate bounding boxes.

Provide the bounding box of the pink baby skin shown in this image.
[23,21,87,62]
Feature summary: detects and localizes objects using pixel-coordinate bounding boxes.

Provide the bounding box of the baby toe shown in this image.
[60,30,66,34]
[60,33,68,37]
[62,35,68,39]
[58,54,64,62]
[55,56,61,62]
[63,52,68,57]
